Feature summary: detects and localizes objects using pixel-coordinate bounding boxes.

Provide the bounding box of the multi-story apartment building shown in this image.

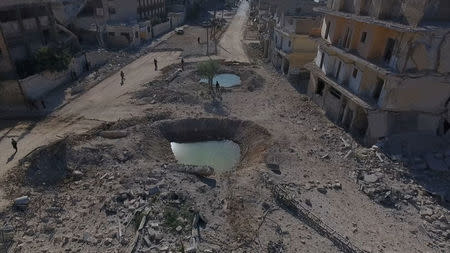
[0,0,81,109]
[254,0,324,82]
[0,0,78,80]
[305,0,450,145]
[271,0,324,78]
[74,0,168,48]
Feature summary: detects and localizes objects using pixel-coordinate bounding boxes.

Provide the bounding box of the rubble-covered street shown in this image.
[0,1,449,253]
[1,58,448,252]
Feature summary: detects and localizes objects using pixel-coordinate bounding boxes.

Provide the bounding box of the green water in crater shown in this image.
[170,140,241,172]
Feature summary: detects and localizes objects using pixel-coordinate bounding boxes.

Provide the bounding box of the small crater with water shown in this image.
[200,74,241,87]
[170,140,240,173]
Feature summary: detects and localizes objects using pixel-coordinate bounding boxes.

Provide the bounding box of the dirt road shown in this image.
[218,0,250,63]
[0,50,181,210]
[0,0,250,212]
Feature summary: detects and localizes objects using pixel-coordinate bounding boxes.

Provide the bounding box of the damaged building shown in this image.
[252,0,325,83]
[73,0,183,48]
[0,0,80,108]
[271,0,324,80]
[305,0,450,145]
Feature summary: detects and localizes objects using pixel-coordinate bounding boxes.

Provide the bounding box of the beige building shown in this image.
[306,0,450,145]
[73,0,169,48]
[0,0,80,107]
[253,0,324,81]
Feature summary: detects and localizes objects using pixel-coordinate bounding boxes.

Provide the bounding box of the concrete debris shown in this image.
[72,170,83,180]
[363,174,381,183]
[99,130,129,139]
[168,165,214,177]
[14,196,30,209]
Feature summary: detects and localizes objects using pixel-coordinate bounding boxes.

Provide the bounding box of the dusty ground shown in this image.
[1,60,448,253]
[0,1,449,253]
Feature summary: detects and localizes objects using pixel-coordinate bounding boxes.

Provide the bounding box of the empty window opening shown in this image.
[319,52,325,69]
[108,32,115,36]
[343,109,353,129]
[324,21,331,40]
[329,87,341,99]
[335,60,342,79]
[343,27,352,48]
[373,78,384,100]
[384,38,395,63]
[316,78,325,96]
[135,31,139,38]
[444,120,450,135]
[288,40,291,48]
[109,7,116,14]
[352,68,358,78]
[360,32,367,43]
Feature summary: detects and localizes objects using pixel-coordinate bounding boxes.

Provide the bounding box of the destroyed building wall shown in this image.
[0,27,15,79]
[307,1,450,145]
[326,0,450,27]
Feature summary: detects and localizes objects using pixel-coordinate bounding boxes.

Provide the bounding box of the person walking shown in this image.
[120,71,125,86]
[216,81,220,94]
[11,138,17,153]
[181,58,185,71]
[154,58,158,71]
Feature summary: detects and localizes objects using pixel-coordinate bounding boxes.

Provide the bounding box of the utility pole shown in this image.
[206,26,209,56]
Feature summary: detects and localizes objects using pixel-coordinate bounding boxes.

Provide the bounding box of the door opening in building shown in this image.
[319,51,325,69]
[343,109,353,130]
[316,78,325,96]
[343,27,352,48]
[373,77,384,101]
[384,38,395,63]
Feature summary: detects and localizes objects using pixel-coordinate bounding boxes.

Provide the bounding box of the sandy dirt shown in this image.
[0,1,449,253]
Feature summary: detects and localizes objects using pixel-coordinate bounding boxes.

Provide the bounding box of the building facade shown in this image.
[73,0,168,48]
[253,0,324,80]
[306,0,450,145]
[0,0,81,108]
[0,0,78,80]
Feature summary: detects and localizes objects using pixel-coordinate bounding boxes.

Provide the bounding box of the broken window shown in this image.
[373,78,384,100]
[319,52,325,69]
[360,32,367,43]
[324,21,331,40]
[316,78,325,96]
[335,60,342,79]
[352,68,358,78]
[444,120,450,135]
[384,38,395,63]
[120,32,131,42]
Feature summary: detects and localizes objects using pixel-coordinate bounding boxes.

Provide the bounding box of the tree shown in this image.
[197,60,219,89]
[35,47,72,73]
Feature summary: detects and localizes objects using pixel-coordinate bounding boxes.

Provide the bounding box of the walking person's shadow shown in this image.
[7,150,17,164]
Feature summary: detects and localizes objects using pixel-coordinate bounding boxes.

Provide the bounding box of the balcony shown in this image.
[305,61,377,110]
[324,0,450,28]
